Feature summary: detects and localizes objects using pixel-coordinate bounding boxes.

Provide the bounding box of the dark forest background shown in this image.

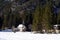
[0,0,60,32]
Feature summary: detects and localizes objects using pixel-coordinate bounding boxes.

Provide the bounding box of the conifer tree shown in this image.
[41,0,53,32]
[32,0,43,32]
[32,0,53,33]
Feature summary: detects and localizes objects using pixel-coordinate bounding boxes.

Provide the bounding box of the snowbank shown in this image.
[0,32,60,40]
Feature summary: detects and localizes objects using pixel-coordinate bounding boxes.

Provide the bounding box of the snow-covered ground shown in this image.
[0,32,60,40]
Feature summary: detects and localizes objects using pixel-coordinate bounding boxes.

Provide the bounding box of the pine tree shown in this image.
[32,0,43,32]
[57,12,60,24]
[41,0,53,32]
[32,0,53,33]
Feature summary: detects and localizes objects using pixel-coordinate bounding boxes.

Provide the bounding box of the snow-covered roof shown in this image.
[54,24,60,27]
[17,24,25,28]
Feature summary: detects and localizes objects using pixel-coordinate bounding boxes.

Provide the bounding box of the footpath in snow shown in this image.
[0,32,60,40]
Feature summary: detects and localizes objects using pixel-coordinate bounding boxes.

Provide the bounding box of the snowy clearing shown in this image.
[0,32,60,40]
